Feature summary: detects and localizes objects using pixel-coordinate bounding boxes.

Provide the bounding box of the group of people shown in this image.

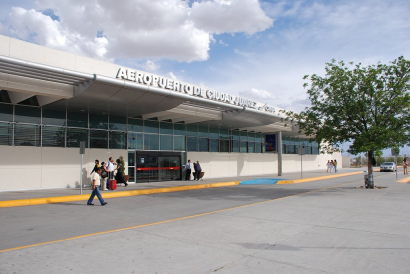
[326,159,338,173]
[87,157,128,206]
[184,159,203,181]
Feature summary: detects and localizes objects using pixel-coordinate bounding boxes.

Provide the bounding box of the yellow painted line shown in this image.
[0,181,240,208]
[277,171,364,184]
[0,179,357,254]
[397,176,410,183]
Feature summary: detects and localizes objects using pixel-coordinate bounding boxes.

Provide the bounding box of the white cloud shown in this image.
[219,40,228,46]
[168,72,177,80]
[239,88,273,100]
[190,0,273,34]
[2,0,273,62]
[141,60,161,71]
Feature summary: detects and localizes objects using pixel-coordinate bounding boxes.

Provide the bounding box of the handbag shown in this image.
[101,169,108,178]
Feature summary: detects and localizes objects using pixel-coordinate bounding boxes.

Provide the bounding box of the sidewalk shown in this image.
[0,168,369,207]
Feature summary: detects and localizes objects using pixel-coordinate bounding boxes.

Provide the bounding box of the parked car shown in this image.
[380,162,396,172]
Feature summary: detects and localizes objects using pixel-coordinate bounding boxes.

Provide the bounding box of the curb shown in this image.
[397,177,410,183]
[0,181,240,208]
[277,171,364,184]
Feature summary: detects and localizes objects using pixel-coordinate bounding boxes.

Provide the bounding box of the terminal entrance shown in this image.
[135,151,182,182]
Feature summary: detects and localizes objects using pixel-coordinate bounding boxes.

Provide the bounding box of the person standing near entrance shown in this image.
[87,168,107,206]
[106,157,116,189]
[194,161,202,181]
[185,160,192,180]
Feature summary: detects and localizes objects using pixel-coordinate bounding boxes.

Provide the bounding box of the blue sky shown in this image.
[1,0,409,156]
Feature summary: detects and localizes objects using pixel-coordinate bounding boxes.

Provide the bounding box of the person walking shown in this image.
[326,160,332,173]
[334,159,338,173]
[90,159,100,175]
[404,158,408,175]
[194,161,202,181]
[330,160,334,173]
[185,160,192,180]
[115,158,128,187]
[87,168,107,206]
[106,157,116,190]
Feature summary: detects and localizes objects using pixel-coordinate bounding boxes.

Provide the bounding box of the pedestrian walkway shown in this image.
[0,169,369,208]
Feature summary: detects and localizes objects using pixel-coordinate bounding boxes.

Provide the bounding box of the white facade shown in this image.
[0,35,342,191]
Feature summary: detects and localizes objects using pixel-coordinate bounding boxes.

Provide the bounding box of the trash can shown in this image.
[364,174,374,189]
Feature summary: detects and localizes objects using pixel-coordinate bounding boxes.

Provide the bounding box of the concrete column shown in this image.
[277,131,282,176]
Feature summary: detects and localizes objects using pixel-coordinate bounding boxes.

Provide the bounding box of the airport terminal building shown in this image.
[0,35,342,191]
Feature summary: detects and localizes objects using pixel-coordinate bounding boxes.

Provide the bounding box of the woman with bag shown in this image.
[100,162,109,190]
[115,159,128,187]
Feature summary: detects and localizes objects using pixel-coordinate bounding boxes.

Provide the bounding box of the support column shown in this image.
[277,131,282,176]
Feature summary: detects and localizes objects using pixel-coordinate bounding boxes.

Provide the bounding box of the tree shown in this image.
[284,56,410,179]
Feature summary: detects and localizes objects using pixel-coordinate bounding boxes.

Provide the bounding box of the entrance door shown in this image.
[136,152,182,183]
[159,156,181,181]
[136,155,158,182]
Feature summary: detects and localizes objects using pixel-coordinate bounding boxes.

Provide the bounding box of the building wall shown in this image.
[187,152,342,178]
[0,146,127,191]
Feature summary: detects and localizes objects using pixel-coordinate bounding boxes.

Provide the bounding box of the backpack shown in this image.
[101,169,108,178]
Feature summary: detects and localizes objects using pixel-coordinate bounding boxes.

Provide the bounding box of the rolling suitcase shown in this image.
[109,179,117,190]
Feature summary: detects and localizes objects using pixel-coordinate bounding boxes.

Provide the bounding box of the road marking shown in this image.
[397,176,410,183]
[277,171,364,184]
[0,180,359,254]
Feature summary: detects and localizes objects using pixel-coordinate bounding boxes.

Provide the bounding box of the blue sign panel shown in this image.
[265,134,276,152]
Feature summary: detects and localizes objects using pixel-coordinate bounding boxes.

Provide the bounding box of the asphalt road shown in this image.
[1,172,409,274]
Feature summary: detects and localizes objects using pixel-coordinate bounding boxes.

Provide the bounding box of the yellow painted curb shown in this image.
[0,181,240,208]
[276,171,364,184]
[397,177,410,183]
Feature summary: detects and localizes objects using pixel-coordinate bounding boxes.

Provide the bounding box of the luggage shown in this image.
[200,172,205,179]
[109,179,117,190]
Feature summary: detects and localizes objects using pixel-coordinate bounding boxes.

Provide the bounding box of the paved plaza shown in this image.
[1,169,410,273]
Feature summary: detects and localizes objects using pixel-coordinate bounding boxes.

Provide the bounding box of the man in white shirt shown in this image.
[87,168,107,206]
[185,160,192,180]
[105,157,116,189]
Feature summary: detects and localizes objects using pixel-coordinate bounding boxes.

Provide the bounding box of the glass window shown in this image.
[89,114,107,129]
[174,135,185,151]
[90,130,108,148]
[67,111,87,128]
[42,109,66,126]
[198,126,208,138]
[14,124,40,146]
[240,131,248,141]
[231,140,239,152]
[109,116,126,131]
[209,127,218,139]
[109,131,126,149]
[210,139,219,152]
[128,118,143,132]
[186,125,197,136]
[0,103,13,122]
[128,132,143,149]
[219,128,229,139]
[248,132,255,142]
[160,135,173,150]
[255,142,262,153]
[187,137,197,151]
[144,134,159,150]
[256,133,263,143]
[128,151,135,167]
[144,120,159,134]
[219,139,229,152]
[248,142,255,153]
[174,123,185,136]
[240,141,248,153]
[42,126,65,147]
[160,122,173,135]
[128,167,135,182]
[0,122,12,145]
[199,138,209,152]
[67,128,88,148]
[231,130,240,140]
[15,105,40,124]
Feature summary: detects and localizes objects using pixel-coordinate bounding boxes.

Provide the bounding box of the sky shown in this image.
[1,0,410,156]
